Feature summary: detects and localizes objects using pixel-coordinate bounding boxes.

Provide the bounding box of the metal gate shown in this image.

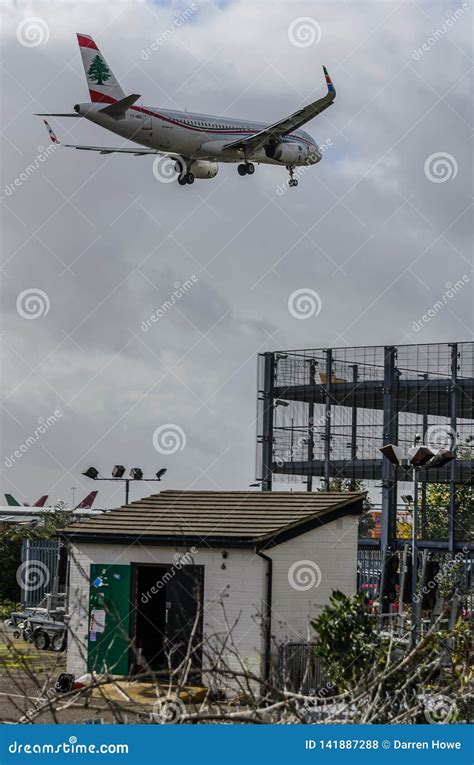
[20,539,60,606]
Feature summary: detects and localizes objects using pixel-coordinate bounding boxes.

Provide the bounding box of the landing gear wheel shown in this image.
[178,177,188,186]
[186,173,194,184]
[238,164,247,176]
[246,163,255,175]
[287,166,298,188]
[34,631,50,651]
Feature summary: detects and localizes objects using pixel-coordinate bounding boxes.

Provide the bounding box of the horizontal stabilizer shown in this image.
[99,94,141,115]
[35,113,80,117]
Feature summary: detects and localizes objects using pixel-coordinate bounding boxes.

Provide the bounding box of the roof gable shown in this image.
[62,490,365,548]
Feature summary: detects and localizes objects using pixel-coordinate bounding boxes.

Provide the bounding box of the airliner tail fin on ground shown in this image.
[75,490,98,509]
[33,495,49,507]
[77,33,125,104]
[5,494,21,506]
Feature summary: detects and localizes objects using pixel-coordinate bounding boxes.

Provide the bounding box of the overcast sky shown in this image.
[1,0,472,508]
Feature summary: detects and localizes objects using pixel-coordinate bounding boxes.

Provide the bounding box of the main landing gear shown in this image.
[238,162,255,176]
[287,166,298,187]
[178,172,194,185]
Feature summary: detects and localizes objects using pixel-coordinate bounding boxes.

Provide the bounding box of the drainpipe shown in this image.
[256,549,273,684]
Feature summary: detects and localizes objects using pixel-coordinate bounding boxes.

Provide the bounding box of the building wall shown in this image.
[66,542,266,685]
[66,515,359,686]
[265,515,359,648]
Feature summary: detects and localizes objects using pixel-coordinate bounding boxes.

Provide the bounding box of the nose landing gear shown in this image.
[287,166,298,187]
[238,162,255,176]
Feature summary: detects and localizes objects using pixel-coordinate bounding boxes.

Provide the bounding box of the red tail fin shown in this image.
[33,495,49,507]
[75,490,98,509]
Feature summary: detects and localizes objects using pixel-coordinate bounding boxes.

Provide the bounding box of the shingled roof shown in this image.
[62,490,365,548]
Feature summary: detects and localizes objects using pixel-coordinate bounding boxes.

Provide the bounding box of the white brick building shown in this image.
[63,490,363,688]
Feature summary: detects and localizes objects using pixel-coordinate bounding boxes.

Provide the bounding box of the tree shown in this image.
[311,590,470,723]
[87,55,111,86]
[424,482,473,542]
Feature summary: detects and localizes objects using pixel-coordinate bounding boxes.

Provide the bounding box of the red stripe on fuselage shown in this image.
[77,34,99,50]
[87,91,314,146]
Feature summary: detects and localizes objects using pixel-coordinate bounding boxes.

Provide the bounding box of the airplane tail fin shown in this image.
[77,34,125,104]
[5,494,21,506]
[75,490,98,509]
[33,495,49,507]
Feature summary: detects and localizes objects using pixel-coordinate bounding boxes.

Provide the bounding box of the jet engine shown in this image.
[189,160,218,179]
[264,141,308,164]
[174,158,218,179]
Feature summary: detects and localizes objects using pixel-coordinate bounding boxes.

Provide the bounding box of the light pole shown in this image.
[82,465,168,504]
[380,441,455,647]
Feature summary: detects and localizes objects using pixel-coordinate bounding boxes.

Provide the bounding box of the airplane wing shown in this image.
[223,66,335,155]
[42,120,159,155]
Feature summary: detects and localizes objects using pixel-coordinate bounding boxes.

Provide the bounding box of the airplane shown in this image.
[4,491,98,509]
[5,494,49,507]
[38,34,336,188]
[74,490,98,510]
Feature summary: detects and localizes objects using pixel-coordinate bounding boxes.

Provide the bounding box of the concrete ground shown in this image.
[0,629,202,724]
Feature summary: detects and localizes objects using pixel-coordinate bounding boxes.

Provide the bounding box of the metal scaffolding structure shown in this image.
[256,342,473,551]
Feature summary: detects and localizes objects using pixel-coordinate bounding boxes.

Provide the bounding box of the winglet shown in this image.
[323,66,335,96]
[44,120,61,145]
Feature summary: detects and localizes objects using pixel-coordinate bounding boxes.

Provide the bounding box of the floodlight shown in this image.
[129,468,143,480]
[379,444,405,466]
[427,449,455,469]
[249,483,261,487]
[156,468,167,480]
[275,400,289,407]
[408,445,435,467]
[401,495,414,505]
[112,465,126,478]
[82,467,99,480]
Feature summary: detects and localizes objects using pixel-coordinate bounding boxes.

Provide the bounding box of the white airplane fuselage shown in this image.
[74,102,322,167]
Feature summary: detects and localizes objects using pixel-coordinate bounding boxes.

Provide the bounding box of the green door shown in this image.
[87,564,131,675]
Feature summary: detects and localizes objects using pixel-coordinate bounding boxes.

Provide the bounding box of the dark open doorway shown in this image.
[131,563,204,677]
